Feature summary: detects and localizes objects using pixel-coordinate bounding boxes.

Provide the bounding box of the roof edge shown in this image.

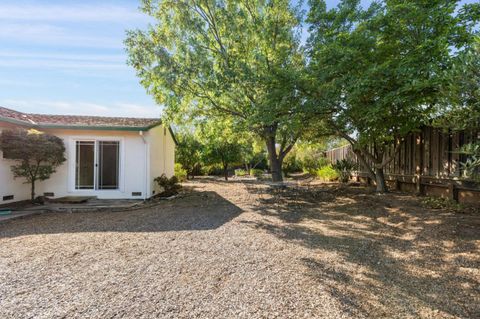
[1,116,178,145]
[0,117,160,131]
[0,116,34,128]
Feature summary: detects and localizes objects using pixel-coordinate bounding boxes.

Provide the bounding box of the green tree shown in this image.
[198,120,243,180]
[435,38,480,130]
[175,131,203,179]
[0,129,66,201]
[238,135,267,172]
[435,39,480,179]
[306,0,479,192]
[126,0,309,182]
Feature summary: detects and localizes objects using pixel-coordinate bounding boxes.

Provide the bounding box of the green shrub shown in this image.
[332,159,357,183]
[202,164,223,176]
[301,157,330,175]
[235,169,248,176]
[250,168,264,177]
[420,196,464,212]
[174,163,187,182]
[316,165,339,181]
[459,143,480,179]
[283,150,302,174]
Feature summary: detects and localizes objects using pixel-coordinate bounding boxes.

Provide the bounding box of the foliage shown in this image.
[458,143,480,179]
[175,131,203,178]
[332,159,358,183]
[174,163,187,182]
[0,129,66,201]
[203,140,242,180]
[282,148,302,174]
[126,0,311,182]
[250,168,264,178]
[434,38,480,130]
[420,196,464,212]
[316,165,339,182]
[306,0,480,192]
[201,164,224,176]
[154,174,181,197]
[240,137,268,171]
[198,120,243,181]
[234,169,248,177]
[283,140,332,175]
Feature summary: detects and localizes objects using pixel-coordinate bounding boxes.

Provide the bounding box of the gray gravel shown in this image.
[0,177,478,318]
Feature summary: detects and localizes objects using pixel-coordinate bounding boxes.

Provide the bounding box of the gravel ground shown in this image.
[0,177,478,318]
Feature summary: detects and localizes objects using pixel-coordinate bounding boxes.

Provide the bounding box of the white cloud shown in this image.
[0,4,145,23]
[0,100,162,118]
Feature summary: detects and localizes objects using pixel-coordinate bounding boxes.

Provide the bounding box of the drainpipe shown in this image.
[139,131,148,201]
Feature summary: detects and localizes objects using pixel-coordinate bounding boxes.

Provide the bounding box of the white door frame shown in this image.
[68,136,125,195]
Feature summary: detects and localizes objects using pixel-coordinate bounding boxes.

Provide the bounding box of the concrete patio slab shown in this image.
[0,199,145,223]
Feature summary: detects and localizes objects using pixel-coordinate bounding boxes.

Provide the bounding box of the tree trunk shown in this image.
[350,143,388,193]
[30,179,36,202]
[223,164,229,181]
[375,167,388,193]
[265,136,283,182]
[270,155,283,182]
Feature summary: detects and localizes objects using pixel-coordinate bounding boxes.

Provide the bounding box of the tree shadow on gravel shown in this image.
[0,191,243,238]
[241,183,480,318]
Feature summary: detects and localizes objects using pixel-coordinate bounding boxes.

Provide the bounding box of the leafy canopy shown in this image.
[307,0,480,147]
[127,0,304,125]
[126,0,310,181]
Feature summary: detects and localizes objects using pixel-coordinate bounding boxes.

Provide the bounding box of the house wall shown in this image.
[0,123,32,204]
[0,124,175,203]
[40,129,148,200]
[146,125,175,196]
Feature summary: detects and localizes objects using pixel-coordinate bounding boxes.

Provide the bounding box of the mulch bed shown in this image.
[0,177,478,318]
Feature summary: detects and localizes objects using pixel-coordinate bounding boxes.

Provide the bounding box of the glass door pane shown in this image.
[98,141,119,190]
[75,141,95,189]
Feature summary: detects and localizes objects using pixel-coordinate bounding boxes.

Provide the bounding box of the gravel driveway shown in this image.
[0,178,478,318]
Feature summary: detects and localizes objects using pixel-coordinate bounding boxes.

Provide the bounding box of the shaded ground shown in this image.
[0,177,478,318]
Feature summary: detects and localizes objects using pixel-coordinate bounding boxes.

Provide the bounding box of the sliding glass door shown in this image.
[75,141,95,189]
[98,141,120,190]
[75,140,120,190]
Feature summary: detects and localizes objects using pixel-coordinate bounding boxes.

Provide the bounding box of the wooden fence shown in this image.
[325,126,480,204]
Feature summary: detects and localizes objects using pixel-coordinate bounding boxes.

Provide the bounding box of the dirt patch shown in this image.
[0,177,478,318]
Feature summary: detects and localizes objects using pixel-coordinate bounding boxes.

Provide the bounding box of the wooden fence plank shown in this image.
[324,126,475,181]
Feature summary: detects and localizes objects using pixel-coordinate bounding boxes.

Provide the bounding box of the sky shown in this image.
[0,0,477,118]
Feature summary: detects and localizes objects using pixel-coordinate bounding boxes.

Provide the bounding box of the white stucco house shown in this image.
[0,106,176,204]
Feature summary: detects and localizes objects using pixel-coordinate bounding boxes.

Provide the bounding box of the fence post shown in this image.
[416,175,424,195]
[448,182,458,202]
[395,178,401,191]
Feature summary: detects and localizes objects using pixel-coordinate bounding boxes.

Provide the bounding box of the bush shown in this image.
[459,143,480,179]
[154,174,181,197]
[234,169,248,176]
[301,157,330,175]
[316,165,339,181]
[174,163,187,182]
[250,168,264,177]
[202,164,224,176]
[420,196,464,212]
[332,159,357,183]
[283,150,302,174]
